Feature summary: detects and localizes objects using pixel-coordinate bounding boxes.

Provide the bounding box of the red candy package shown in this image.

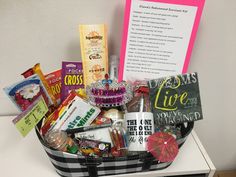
[90,111,112,125]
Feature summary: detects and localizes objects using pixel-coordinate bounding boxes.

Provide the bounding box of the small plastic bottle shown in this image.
[44,129,78,154]
[109,55,119,80]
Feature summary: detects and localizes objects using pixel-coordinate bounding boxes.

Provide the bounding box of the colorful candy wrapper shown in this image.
[45,69,62,104]
[3,75,52,111]
[90,111,112,125]
[21,63,57,106]
[75,138,111,157]
[61,61,85,101]
[40,109,59,136]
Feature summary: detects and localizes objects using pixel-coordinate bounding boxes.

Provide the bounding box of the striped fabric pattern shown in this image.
[36,122,193,177]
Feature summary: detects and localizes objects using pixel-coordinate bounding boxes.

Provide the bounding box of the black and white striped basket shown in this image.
[36,122,194,177]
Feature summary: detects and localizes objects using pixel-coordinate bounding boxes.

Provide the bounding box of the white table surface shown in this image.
[0,116,215,177]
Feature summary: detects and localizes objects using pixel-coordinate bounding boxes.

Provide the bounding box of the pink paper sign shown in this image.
[119,0,205,82]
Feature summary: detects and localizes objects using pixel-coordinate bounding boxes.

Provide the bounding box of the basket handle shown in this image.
[80,158,102,177]
[80,161,102,166]
[179,122,194,137]
[139,153,155,171]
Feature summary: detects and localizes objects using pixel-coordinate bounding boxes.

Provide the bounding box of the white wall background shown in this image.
[0,0,235,170]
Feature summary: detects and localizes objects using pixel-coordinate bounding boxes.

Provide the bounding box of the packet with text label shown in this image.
[61,61,85,101]
[45,69,62,104]
[79,24,108,86]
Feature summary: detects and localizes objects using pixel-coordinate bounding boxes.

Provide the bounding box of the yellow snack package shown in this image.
[33,63,57,106]
[79,24,109,86]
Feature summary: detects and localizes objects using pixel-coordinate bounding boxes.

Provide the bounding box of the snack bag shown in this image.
[45,69,61,104]
[61,61,85,101]
[4,75,51,111]
[75,138,111,157]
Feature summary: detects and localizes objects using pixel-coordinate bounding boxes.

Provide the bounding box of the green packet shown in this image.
[12,96,48,137]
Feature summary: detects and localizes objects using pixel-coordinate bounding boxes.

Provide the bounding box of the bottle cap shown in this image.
[67,145,78,154]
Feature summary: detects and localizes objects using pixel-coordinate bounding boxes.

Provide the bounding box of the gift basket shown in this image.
[35,121,194,177]
[3,23,203,177]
